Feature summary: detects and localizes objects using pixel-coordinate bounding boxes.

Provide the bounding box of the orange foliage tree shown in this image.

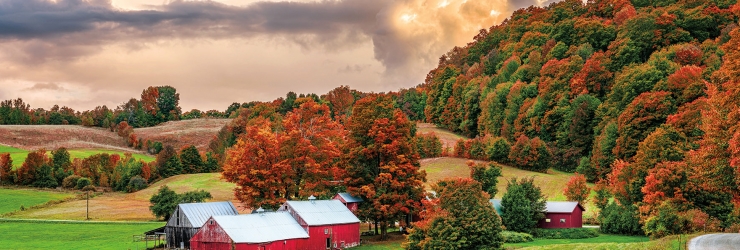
[345,95,426,240]
[563,173,591,205]
[0,153,12,184]
[222,100,347,210]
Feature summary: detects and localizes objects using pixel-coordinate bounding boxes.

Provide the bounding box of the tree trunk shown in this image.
[380,221,388,241]
[374,220,379,235]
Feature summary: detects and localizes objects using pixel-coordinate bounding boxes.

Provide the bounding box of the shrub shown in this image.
[531,228,599,239]
[413,133,443,159]
[502,231,534,243]
[81,185,97,192]
[599,202,644,235]
[127,176,148,192]
[76,177,92,190]
[62,175,82,189]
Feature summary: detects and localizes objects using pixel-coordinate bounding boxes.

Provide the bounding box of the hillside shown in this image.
[0,125,132,152]
[416,123,468,149]
[134,118,231,152]
[8,173,238,221]
[0,145,154,169]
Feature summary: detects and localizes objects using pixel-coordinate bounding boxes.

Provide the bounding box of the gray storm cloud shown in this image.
[0,0,545,80]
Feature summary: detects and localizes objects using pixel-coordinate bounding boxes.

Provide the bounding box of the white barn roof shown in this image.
[337,192,363,203]
[545,201,585,213]
[285,200,360,226]
[212,212,309,243]
[178,201,239,227]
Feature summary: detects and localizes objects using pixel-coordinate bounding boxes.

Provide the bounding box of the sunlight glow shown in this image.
[438,0,450,8]
[401,13,417,23]
[490,10,501,16]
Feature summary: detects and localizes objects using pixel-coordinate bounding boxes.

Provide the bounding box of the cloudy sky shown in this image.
[0,0,551,112]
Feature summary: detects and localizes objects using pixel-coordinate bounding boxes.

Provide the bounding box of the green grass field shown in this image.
[0,220,164,250]
[0,145,155,169]
[0,188,75,215]
[506,234,650,249]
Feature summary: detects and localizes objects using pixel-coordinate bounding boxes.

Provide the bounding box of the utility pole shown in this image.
[86,191,89,220]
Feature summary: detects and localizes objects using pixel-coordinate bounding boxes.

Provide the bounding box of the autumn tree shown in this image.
[51,148,72,184]
[223,100,347,209]
[323,85,356,119]
[563,173,591,205]
[16,149,48,185]
[345,95,426,240]
[179,145,204,174]
[156,145,182,179]
[0,153,12,184]
[508,135,551,173]
[404,178,503,250]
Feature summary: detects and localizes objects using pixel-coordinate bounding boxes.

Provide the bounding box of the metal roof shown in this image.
[489,199,502,215]
[285,200,360,226]
[179,201,239,227]
[545,201,585,213]
[337,192,363,203]
[489,200,584,214]
[212,212,309,243]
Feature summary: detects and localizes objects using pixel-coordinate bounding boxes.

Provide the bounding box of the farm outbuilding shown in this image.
[333,192,362,212]
[538,201,585,229]
[490,199,585,229]
[165,201,239,249]
[190,212,310,250]
[279,196,361,249]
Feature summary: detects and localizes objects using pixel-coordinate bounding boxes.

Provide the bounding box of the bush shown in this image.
[81,185,97,192]
[62,175,82,189]
[127,176,148,192]
[599,202,644,235]
[502,231,534,243]
[531,228,599,239]
[76,177,92,190]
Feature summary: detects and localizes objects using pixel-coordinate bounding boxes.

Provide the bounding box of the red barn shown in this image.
[279,196,361,249]
[538,201,585,229]
[333,192,362,212]
[190,212,309,250]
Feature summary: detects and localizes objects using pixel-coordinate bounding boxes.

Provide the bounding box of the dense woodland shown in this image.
[2,0,740,243]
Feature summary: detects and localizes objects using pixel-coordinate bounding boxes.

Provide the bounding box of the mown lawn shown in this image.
[0,188,75,215]
[0,145,155,169]
[0,220,164,250]
[506,234,650,249]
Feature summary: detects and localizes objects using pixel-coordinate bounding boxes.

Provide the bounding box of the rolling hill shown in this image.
[134,118,231,152]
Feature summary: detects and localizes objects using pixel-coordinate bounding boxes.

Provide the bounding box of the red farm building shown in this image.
[165,201,239,249]
[490,199,585,229]
[538,201,585,229]
[190,212,309,250]
[278,196,361,249]
[333,192,362,212]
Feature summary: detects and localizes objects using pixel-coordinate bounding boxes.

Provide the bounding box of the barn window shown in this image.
[560,219,566,223]
[209,220,214,225]
[545,219,551,223]
[341,241,345,248]
[324,228,329,234]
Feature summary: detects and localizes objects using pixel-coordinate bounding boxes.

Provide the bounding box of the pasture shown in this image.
[416,123,468,150]
[9,173,238,221]
[0,145,155,169]
[0,188,75,215]
[134,118,231,152]
[0,219,164,250]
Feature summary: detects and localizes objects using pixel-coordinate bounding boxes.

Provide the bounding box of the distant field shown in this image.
[507,234,653,249]
[420,157,574,200]
[135,118,231,152]
[10,173,238,221]
[0,125,131,151]
[0,188,75,215]
[416,123,468,150]
[0,145,155,169]
[0,220,164,250]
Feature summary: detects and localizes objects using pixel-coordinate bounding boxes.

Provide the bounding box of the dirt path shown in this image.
[689,233,740,250]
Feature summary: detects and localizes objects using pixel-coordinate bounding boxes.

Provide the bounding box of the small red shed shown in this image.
[190,212,309,250]
[279,196,361,249]
[333,192,362,212]
[538,201,585,229]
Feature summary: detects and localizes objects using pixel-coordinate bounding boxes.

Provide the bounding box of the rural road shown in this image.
[689,233,740,250]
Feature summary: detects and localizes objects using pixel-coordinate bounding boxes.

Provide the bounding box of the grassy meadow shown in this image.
[0,145,155,169]
[9,173,237,221]
[416,123,468,150]
[0,219,164,250]
[0,188,75,215]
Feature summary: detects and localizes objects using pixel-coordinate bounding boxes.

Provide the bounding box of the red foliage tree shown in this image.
[570,52,613,97]
[323,85,355,120]
[508,135,551,173]
[666,65,706,105]
[613,91,676,160]
[0,153,12,184]
[16,149,48,185]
